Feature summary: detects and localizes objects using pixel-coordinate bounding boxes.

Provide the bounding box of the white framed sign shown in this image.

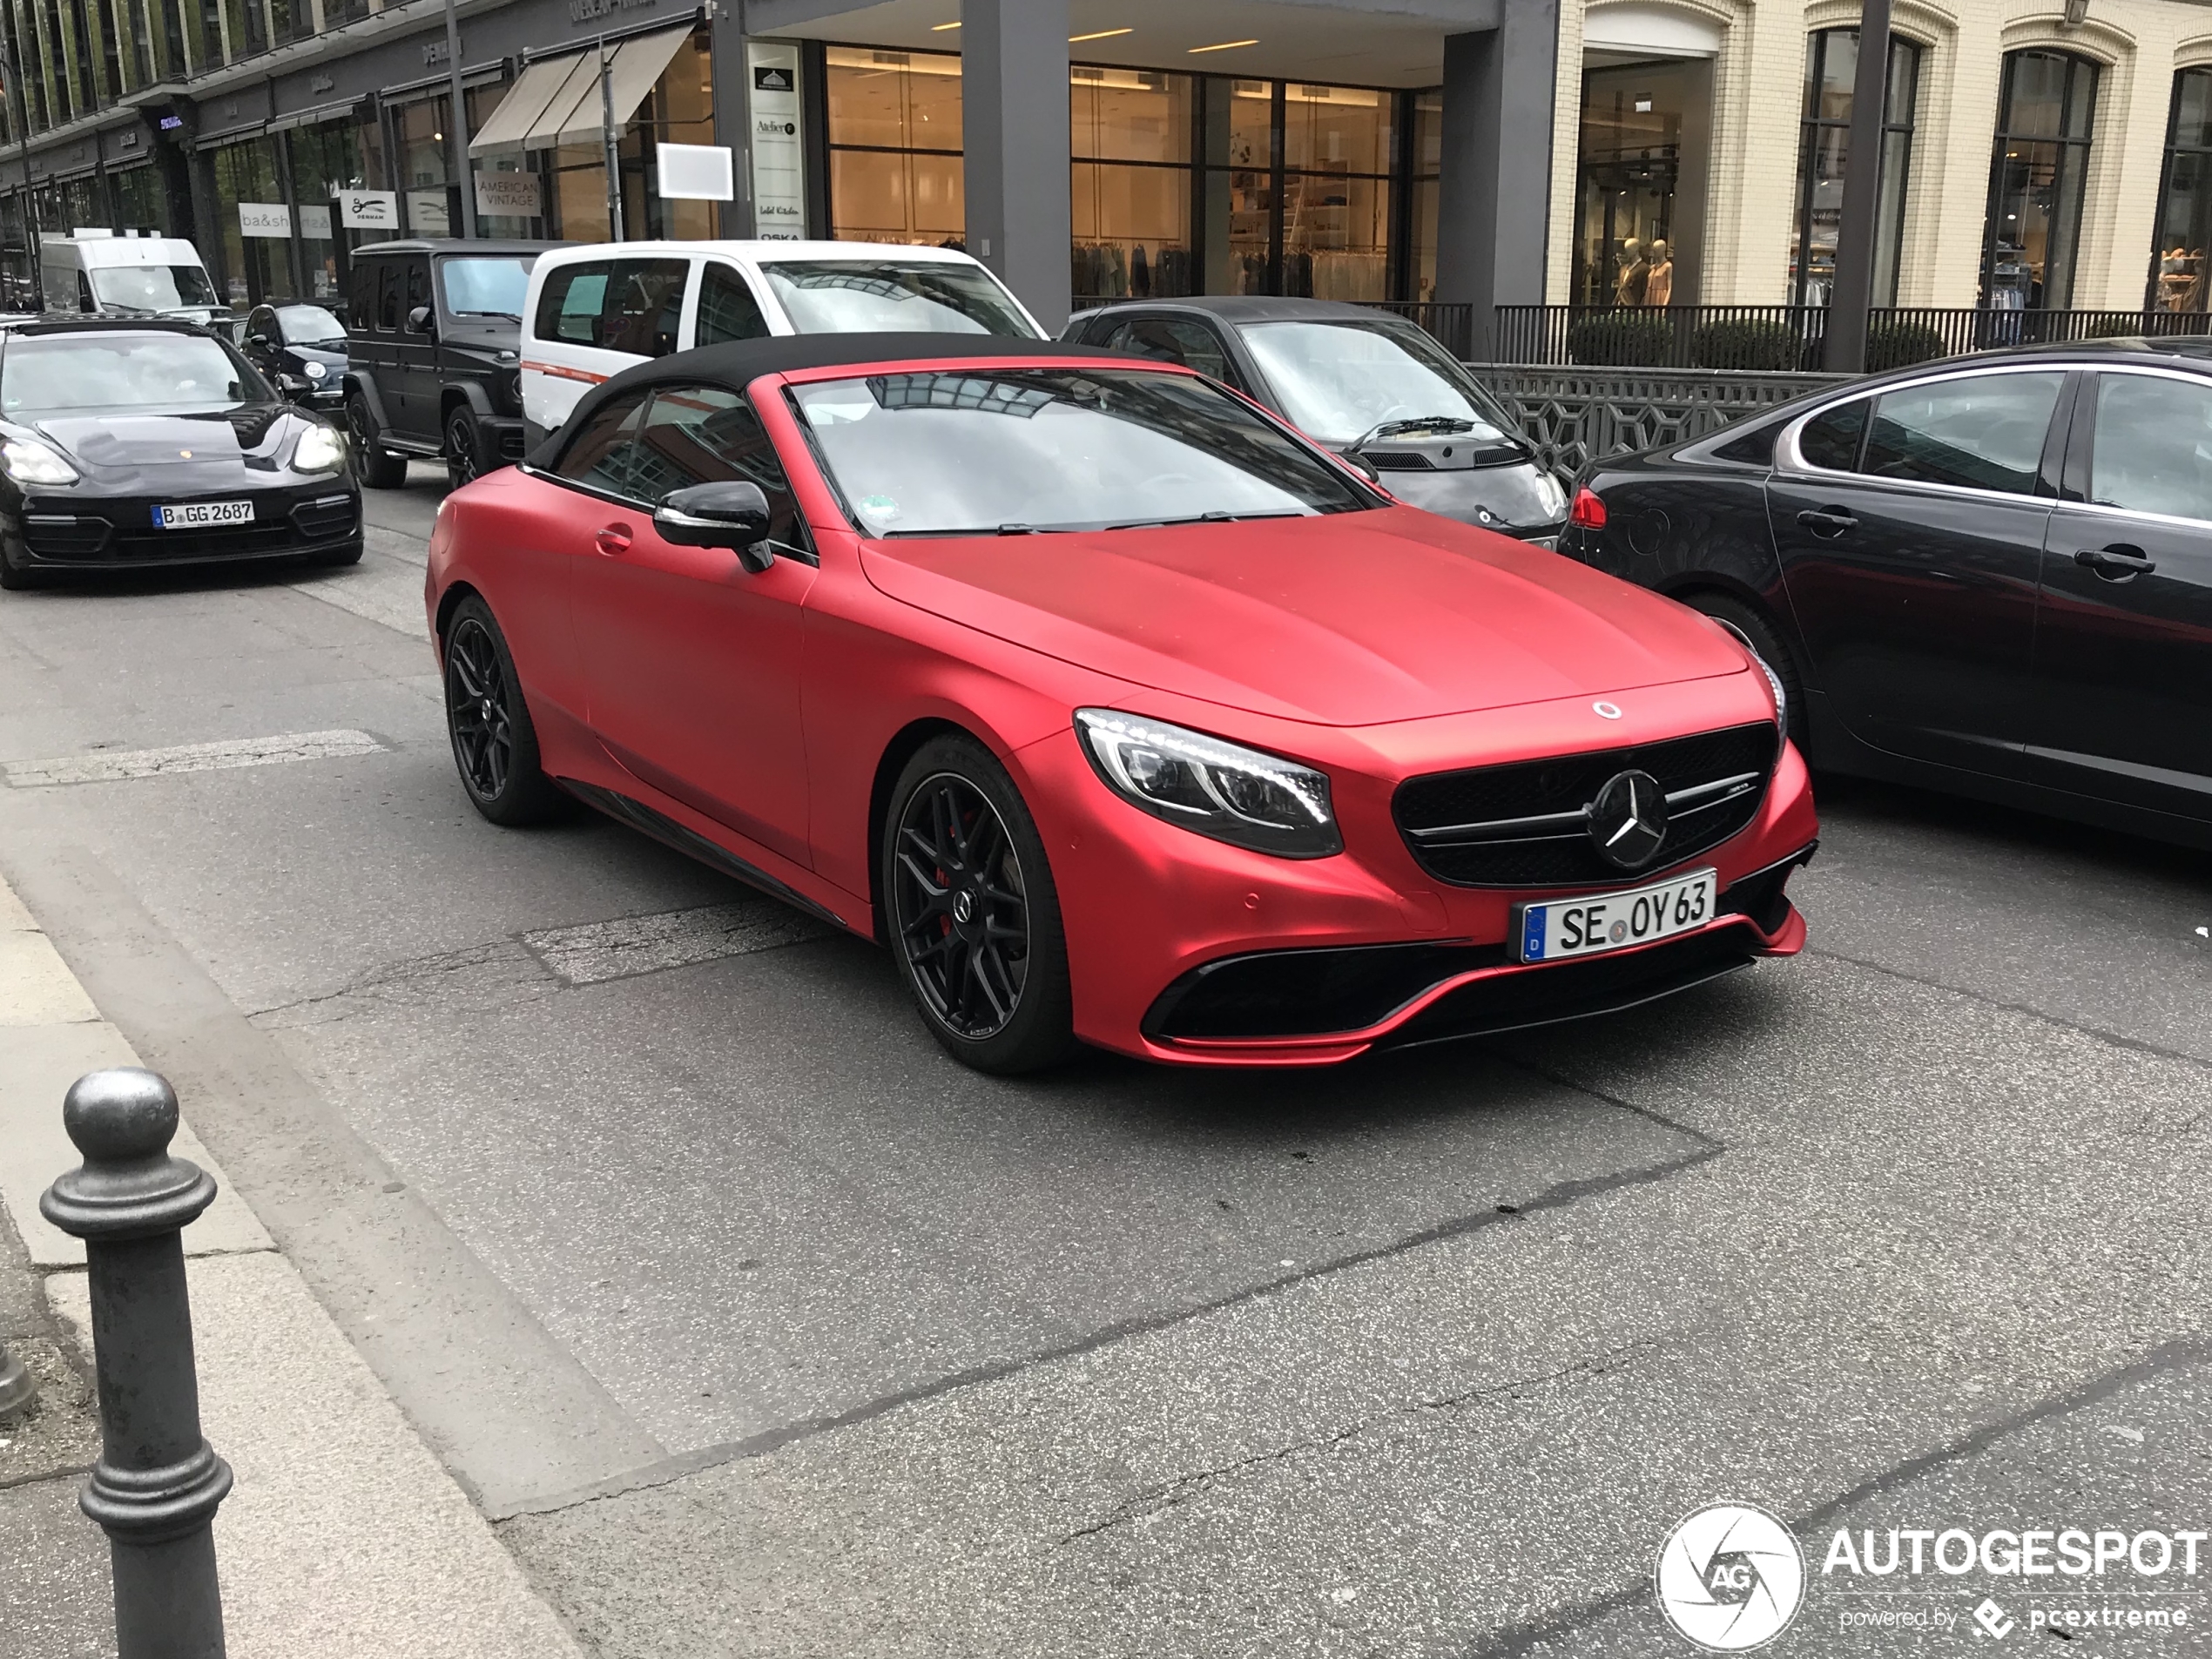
[475,171,542,218]
[239,202,292,238]
[298,204,333,239]
[657,143,733,202]
[405,190,451,235]
[747,41,805,239]
[336,190,398,231]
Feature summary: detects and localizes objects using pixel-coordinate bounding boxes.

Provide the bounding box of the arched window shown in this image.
[1789,27,1920,307]
[2149,69,2212,313]
[1980,50,2098,310]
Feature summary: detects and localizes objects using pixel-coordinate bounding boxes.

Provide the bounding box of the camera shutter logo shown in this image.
[1655,1502,1806,1651]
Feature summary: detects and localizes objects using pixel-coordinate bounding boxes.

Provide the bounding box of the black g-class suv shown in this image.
[341,239,561,489]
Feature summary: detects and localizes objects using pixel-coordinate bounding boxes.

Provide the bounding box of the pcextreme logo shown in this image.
[1656,1503,1808,1651]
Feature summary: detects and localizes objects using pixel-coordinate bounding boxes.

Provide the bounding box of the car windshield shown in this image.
[274,304,347,345]
[441,255,533,319]
[1240,320,1524,452]
[792,367,1371,536]
[760,260,1041,337]
[1,332,268,414]
[87,264,221,313]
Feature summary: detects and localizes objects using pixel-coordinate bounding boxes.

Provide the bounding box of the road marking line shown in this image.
[521,900,833,987]
[3,729,387,788]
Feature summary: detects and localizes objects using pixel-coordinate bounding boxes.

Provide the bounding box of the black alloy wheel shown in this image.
[884,737,1075,1073]
[442,597,562,825]
[445,408,482,489]
[347,393,408,489]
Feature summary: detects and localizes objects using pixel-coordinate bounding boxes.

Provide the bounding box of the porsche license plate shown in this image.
[154,500,253,529]
[1514,868,1718,964]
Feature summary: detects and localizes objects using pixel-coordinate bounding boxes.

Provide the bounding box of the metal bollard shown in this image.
[40,1068,232,1659]
[0,1334,35,1415]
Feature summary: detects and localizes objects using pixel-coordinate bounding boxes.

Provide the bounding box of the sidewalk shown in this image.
[0,875,583,1659]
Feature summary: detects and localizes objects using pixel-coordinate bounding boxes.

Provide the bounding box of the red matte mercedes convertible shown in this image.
[426,335,1817,1073]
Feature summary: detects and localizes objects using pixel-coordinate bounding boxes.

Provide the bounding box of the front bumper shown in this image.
[10,484,361,570]
[1019,685,1818,1067]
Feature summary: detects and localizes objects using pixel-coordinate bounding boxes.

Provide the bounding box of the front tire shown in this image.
[882,736,1076,1074]
[347,394,408,489]
[445,408,482,489]
[1687,592,1808,755]
[443,597,563,825]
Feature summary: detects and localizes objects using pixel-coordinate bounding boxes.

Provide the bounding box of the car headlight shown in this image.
[303,361,327,380]
[1534,471,1568,521]
[0,437,78,487]
[293,424,346,473]
[1074,709,1341,859]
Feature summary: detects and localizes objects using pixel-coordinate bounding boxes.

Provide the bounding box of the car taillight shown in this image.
[1568,487,1608,529]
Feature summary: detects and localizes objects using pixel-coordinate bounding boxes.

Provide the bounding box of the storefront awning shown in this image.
[469,26,691,157]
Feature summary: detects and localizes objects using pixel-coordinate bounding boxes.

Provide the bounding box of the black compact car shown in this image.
[1564,339,2212,850]
[0,320,361,589]
[341,238,560,490]
[237,300,350,412]
[1063,295,1569,544]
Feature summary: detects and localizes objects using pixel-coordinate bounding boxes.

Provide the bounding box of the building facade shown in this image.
[4,0,2211,345]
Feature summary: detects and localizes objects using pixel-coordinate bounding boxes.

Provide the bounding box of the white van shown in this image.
[40,232,226,325]
[519,239,1045,437]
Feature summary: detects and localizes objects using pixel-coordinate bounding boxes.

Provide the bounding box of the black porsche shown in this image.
[0,320,361,590]
[1562,339,2212,850]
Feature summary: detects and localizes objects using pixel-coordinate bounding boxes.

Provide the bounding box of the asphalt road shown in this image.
[1,468,2208,1657]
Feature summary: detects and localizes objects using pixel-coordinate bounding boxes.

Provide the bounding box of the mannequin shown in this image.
[1615,237,1648,307]
[1644,239,1674,307]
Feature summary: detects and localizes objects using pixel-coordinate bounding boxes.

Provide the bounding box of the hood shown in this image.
[32,405,297,475]
[282,343,348,372]
[860,507,1750,727]
[1369,462,1564,535]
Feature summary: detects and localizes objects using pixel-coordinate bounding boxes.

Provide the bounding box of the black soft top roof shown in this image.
[529,333,1143,467]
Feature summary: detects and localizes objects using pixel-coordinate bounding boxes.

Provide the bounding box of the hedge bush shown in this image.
[1565,312,1676,367]
[1865,321,1949,373]
[1689,320,1805,371]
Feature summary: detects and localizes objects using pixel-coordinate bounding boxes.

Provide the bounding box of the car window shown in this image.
[634,385,809,552]
[403,260,430,323]
[2087,372,2212,523]
[77,272,94,314]
[538,261,610,345]
[696,264,769,347]
[601,260,688,357]
[439,255,532,320]
[247,307,275,341]
[376,263,400,331]
[759,260,1040,336]
[1,331,269,414]
[350,263,376,332]
[1797,398,1868,470]
[1238,319,1523,451]
[1863,372,2063,495]
[1103,317,1236,386]
[551,389,652,498]
[275,304,346,345]
[790,367,1372,536]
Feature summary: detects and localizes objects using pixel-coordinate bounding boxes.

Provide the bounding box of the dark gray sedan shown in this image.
[1063,295,1568,544]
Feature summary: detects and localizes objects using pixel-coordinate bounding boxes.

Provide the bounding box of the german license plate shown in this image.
[154,500,253,529]
[1514,867,1718,963]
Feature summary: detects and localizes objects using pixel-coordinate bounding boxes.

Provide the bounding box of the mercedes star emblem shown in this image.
[953,890,975,924]
[1588,769,1668,871]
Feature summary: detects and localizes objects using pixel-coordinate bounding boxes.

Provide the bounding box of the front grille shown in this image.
[30,494,358,564]
[1393,722,1779,888]
[23,515,111,556]
[291,494,358,538]
[496,425,526,460]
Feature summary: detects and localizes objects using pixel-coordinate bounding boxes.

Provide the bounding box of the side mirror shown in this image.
[247,331,273,348]
[655,481,774,571]
[406,305,435,334]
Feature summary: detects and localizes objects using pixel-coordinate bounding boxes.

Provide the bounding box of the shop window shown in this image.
[1979,50,2097,310]
[1790,29,1919,307]
[1072,67,1192,300]
[1573,57,1712,308]
[1410,91,1440,304]
[826,46,965,246]
[2149,68,2212,312]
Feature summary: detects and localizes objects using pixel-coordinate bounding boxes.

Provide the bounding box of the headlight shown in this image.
[0,437,78,487]
[303,361,327,380]
[293,424,346,473]
[1074,709,1341,859]
[1534,471,1568,521]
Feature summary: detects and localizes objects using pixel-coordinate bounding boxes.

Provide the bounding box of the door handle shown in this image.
[1797,507,1858,537]
[2074,543,2155,580]
[594,523,632,556]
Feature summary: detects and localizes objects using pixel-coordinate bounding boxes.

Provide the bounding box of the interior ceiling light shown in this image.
[1189,37,1258,52]
[1070,27,1132,41]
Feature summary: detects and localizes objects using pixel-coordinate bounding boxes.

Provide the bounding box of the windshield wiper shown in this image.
[1101,509,1307,531]
[1358,417,1479,444]
[880,523,1070,538]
